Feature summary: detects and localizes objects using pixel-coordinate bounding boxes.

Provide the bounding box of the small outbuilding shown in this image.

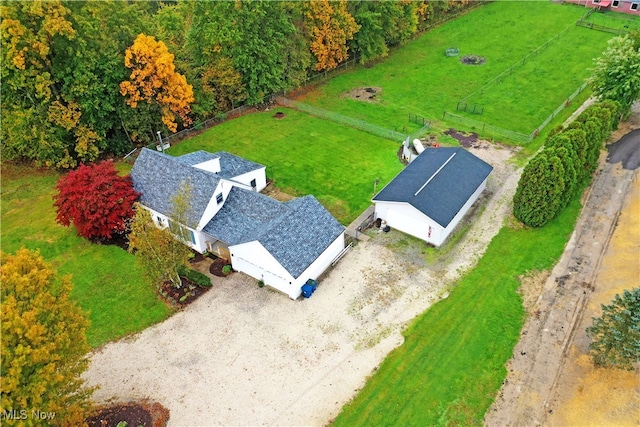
[372,147,493,247]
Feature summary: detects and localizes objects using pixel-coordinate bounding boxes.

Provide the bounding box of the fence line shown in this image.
[528,81,589,140]
[443,81,590,144]
[458,22,575,105]
[456,102,484,115]
[441,112,530,143]
[280,97,408,142]
[576,21,627,35]
[152,3,487,147]
[575,8,633,35]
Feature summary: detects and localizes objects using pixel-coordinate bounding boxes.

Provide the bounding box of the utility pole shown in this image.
[157,131,164,152]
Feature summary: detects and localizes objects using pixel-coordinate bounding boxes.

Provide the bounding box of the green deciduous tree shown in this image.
[0,0,84,168]
[587,288,640,371]
[128,184,194,288]
[589,31,640,117]
[1,248,94,426]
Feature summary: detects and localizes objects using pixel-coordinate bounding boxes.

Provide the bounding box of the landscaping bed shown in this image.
[159,278,210,307]
[86,400,169,427]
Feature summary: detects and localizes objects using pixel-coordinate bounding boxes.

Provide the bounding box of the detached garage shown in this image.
[372,147,493,247]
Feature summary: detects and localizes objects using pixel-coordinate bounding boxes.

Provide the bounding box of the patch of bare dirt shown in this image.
[261,181,295,202]
[344,86,382,103]
[461,54,485,65]
[517,270,550,317]
[485,102,640,427]
[84,143,522,426]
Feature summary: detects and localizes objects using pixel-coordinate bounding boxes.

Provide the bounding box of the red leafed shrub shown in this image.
[53,161,139,240]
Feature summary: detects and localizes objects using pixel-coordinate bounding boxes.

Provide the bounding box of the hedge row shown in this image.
[513,100,621,227]
[177,265,212,288]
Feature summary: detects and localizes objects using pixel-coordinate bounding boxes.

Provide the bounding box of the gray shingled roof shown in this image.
[373,147,493,227]
[130,148,222,227]
[202,187,289,244]
[204,188,344,278]
[175,150,265,178]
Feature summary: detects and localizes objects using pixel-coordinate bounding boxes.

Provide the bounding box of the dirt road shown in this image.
[485,112,639,426]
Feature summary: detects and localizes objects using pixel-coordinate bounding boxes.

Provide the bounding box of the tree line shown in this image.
[1,0,476,168]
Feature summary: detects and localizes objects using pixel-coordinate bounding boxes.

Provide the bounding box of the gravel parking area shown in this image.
[84,144,519,426]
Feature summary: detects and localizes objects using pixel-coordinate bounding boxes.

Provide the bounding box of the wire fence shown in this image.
[575,8,634,35]
[442,81,590,144]
[529,81,589,139]
[441,112,530,143]
[456,101,484,115]
[149,3,486,149]
[458,22,574,105]
[278,97,409,142]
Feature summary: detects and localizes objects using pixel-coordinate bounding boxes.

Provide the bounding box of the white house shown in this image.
[130,148,345,299]
[372,147,493,247]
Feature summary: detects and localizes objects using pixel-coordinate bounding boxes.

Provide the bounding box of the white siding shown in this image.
[373,177,488,247]
[440,177,488,241]
[232,167,267,192]
[293,233,345,287]
[193,158,221,174]
[141,205,207,253]
[375,202,444,246]
[229,233,345,300]
[230,241,297,298]
[197,179,255,230]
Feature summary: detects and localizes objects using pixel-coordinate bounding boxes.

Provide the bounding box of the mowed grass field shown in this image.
[332,197,582,426]
[168,108,404,225]
[0,163,172,348]
[297,1,616,136]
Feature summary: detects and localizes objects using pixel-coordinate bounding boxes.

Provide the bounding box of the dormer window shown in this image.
[251,179,257,189]
[216,193,223,204]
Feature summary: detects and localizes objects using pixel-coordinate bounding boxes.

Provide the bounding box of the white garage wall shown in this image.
[230,241,298,298]
[374,177,489,247]
[441,178,488,241]
[230,233,345,300]
[375,202,445,246]
[294,233,345,286]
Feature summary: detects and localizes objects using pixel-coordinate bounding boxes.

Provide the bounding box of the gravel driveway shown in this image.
[84,144,519,426]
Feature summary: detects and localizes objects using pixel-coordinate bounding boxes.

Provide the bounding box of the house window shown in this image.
[216,193,223,204]
[612,0,619,7]
[632,2,639,9]
[157,216,165,226]
[593,0,600,3]
[250,179,257,189]
[169,220,196,244]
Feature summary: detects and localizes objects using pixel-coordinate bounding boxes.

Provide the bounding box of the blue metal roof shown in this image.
[373,147,493,227]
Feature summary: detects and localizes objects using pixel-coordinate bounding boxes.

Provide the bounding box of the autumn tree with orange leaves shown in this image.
[120,34,194,134]
[304,0,359,71]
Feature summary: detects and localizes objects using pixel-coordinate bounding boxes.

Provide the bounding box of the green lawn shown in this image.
[581,8,640,32]
[333,198,582,426]
[0,163,172,348]
[168,107,404,225]
[297,1,614,138]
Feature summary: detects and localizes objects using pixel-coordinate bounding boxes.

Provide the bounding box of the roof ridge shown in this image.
[414,151,457,196]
